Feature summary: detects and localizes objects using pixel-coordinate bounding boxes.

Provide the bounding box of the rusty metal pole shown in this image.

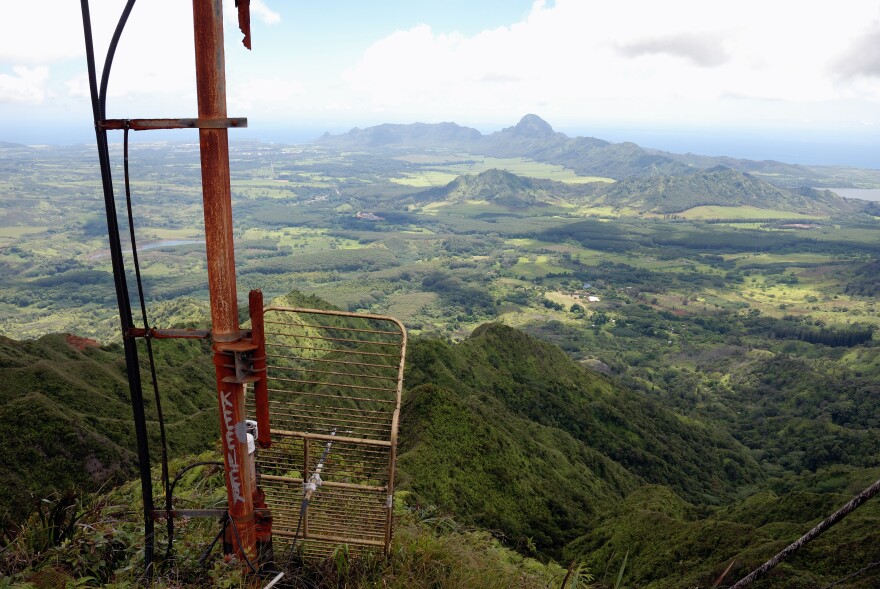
[192,0,256,562]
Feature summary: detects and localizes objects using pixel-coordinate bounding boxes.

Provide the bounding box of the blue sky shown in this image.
[3,1,880,166]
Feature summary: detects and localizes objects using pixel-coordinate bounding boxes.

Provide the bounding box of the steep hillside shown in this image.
[0,452,573,589]
[564,481,880,588]
[0,333,218,532]
[3,314,878,587]
[398,323,764,555]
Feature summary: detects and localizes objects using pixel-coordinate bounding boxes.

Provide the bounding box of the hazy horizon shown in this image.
[4,1,880,170]
[5,116,880,171]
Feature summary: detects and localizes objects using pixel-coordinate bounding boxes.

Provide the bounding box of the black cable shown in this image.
[199,513,230,566]
[79,0,154,575]
[168,461,257,573]
[278,498,309,583]
[166,461,224,559]
[821,560,880,589]
[98,0,137,119]
[229,512,260,574]
[168,461,225,506]
[123,125,173,562]
[292,499,309,548]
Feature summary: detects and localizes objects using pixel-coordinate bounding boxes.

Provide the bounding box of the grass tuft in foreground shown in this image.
[0,453,583,588]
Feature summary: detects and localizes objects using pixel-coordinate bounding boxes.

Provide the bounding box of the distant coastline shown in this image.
[828,188,880,202]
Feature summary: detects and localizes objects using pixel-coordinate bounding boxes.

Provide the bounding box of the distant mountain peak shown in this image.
[472,168,523,183]
[512,114,555,136]
[416,168,542,208]
[443,168,534,200]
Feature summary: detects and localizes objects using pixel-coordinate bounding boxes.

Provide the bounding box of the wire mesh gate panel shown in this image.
[248,306,406,557]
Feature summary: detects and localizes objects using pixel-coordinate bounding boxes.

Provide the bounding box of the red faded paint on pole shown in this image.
[249,290,272,449]
[192,0,256,560]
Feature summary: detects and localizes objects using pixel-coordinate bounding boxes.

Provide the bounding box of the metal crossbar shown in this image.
[247,306,406,557]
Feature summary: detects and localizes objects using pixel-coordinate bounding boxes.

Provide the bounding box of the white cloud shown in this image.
[2,1,274,117]
[0,5,84,63]
[833,21,880,80]
[251,0,281,25]
[341,0,880,127]
[223,0,281,28]
[229,76,304,112]
[618,33,729,68]
[65,73,91,99]
[4,0,880,135]
[0,66,50,104]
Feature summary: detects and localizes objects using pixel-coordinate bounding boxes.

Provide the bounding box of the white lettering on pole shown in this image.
[222,390,245,504]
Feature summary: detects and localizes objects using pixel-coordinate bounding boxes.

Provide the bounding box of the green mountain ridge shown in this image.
[563,482,880,588]
[317,114,856,185]
[399,323,764,555]
[408,166,861,216]
[0,332,218,531]
[3,294,880,587]
[597,167,860,215]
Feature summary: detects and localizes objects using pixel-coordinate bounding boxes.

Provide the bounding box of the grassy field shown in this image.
[391,154,613,187]
[3,140,878,347]
[680,205,827,220]
[510,255,571,279]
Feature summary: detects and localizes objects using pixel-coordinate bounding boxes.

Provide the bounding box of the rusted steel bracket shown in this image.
[127,327,212,340]
[99,117,247,131]
[215,338,263,384]
[235,0,252,50]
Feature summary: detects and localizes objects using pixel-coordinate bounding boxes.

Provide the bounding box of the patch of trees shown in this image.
[421,270,494,317]
[441,236,500,256]
[31,269,113,288]
[729,355,880,473]
[748,316,874,347]
[241,247,399,275]
[540,219,635,253]
[653,227,808,253]
[845,259,880,296]
[542,299,564,311]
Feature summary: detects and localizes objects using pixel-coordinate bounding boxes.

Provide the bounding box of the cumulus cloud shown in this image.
[618,33,728,67]
[0,5,83,63]
[341,0,880,125]
[1,1,275,117]
[5,0,880,132]
[229,76,304,112]
[224,0,281,28]
[833,23,880,80]
[251,0,281,25]
[65,73,91,99]
[0,66,50,104]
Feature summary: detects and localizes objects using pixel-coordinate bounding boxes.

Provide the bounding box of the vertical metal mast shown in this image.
[192,0,257,560]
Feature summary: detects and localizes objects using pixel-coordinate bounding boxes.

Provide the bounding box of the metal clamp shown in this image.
[215,339,263,384]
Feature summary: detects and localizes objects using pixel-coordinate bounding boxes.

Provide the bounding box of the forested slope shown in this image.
[398,323,763,555]
[3,303,878,587]
[0,332,217,532]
